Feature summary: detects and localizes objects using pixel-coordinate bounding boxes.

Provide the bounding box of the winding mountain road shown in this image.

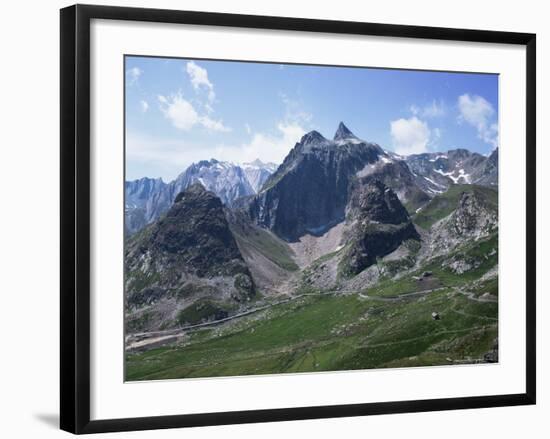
[126,285,494,352]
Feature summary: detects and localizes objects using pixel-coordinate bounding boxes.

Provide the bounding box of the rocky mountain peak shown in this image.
[348,179,410,225]
[447,148,472,160]
[125,182,255,329]
[249,125,385,241]
[131,182,251,281]
[174,182,208,203]
[195,158,217,168]
[341,179,419,277]
[333,122,358,141]
[300,130,329,147]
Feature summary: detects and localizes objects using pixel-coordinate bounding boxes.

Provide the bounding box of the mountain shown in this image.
[241,159,278,192]
[334,121,361,143]
[125,159,277,235]
[227,208,299,294]
[354,157,431,213]
[248,123,384,241]
[475,148,498,187]
[125,177,170,235]
[171,159,255,206]
[405,148,498,195]
[125,122,499,375]
[416,184,498,258]
[125,131,498,238]
[248,123,426,241]
[340,180,420,276]
[125,183,255,332]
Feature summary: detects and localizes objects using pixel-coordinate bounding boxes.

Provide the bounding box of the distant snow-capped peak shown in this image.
[241,159,278,172]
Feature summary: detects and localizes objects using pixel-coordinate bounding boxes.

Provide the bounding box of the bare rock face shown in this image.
[125,177,170,235]
[355,159,431,213]
[150,183,247,277]
[429,187,498,257]
[347,179,410,224]
[341,180,419,277]
[248,124,385,241]
[450,191,497,236]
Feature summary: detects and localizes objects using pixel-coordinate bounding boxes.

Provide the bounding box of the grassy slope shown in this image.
[126,184,499,381]
[126,230,498,380]
[403,187,432,215]
[413,184,498,230]
[231,224,298,271]
[127,284,497,380]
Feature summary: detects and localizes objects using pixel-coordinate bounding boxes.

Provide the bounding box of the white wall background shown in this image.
[0,0,546,437]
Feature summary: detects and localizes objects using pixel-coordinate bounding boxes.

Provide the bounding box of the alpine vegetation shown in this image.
[125,123,498,381]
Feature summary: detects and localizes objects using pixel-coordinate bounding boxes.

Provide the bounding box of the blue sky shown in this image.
[126,56,499,182]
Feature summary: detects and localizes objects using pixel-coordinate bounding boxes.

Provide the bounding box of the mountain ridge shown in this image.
[125,158,278,235]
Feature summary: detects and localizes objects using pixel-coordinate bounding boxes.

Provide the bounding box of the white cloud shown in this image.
[127,121,305,181]
[158,94,198,130]
[200,116,231,132]
[390,116,431,155]
[410,100,445,118]
[432,127,442,144]
[126,67,142,85]
[280,93,312,125]
[238,122,306,164]
[140,100,149,113]
[221,93,312,163]
[423,100,446,118]
[211,93,311,165]
[133,92,310,180]
[212,122,306,166]
[158,93,230,132]
[126,133,219,181]
[186,61,215,103]
[458,94,498,148]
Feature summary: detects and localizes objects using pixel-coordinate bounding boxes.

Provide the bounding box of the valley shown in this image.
[124,123,498,381]
[126,285,497,380]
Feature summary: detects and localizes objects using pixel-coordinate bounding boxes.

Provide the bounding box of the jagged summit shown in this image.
[195,158,219,167]
[245,158,267,167]
[174,181,207,203]
[249,123,384,241]
[300,130,329,146]
[348,180,410,225]
[333,122,358,141]
[298,123,361,148]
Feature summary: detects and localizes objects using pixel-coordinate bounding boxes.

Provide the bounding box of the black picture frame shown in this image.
[60,4,536,434]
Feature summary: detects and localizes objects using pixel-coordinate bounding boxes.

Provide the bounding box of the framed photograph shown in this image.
[60,4,536,434]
